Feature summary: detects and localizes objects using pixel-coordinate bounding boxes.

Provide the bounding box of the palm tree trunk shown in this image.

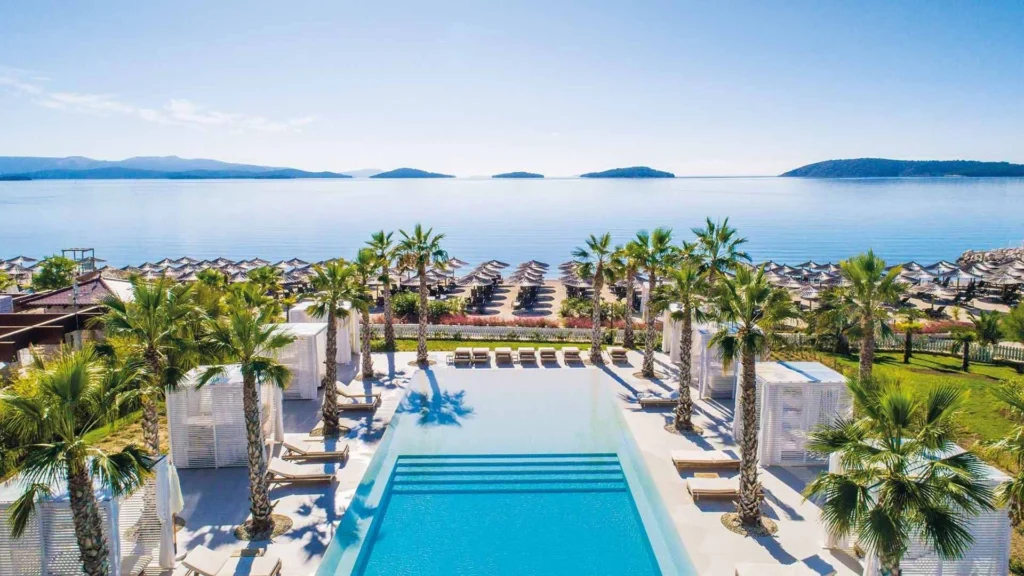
[417,265,429,364]
[674,306,695,431]
[382,271,396,351]
[641,273,657,377]
[242,373,273,538]
[903,330,912,364]
[142,347,161,454]
[623,273,635,348]
[962,342,970,372]
[881,556,901,576]
[737,347,761,526]
[67,460,111,576]
[589,268,604,363]
[322,310,340,435]
[361,308,373,379]
[859,316,875,383]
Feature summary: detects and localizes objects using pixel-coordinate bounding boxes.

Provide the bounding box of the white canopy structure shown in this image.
[274,323,328,400]
[696,325,739,399]
[0,456,181,575]
[828,446,1010,576]
[166,365,284,469]
[288,301,360,364]
[732,362,851,466]
[661,304,683,361]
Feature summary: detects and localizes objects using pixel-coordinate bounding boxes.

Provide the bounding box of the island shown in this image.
[370,168,454,179]
[580,166,675,178]
[492,171,544,179]
[781,158,1024,178]
[0,156,352,180]
[0,167,351,180]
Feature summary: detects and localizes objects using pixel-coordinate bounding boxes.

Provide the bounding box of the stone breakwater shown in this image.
[959,246,1024,264]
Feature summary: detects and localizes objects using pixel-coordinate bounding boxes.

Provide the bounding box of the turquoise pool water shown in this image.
[317,369,694,575]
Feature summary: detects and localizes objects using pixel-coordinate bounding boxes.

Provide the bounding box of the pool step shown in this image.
[390,454,627,494]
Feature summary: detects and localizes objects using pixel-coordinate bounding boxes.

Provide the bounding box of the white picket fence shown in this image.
[873,335,1024,364]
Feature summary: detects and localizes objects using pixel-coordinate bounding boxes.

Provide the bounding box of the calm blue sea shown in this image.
[1,177,1022,267]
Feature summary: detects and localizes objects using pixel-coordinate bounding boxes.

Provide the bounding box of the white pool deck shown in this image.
[169,349,861,576]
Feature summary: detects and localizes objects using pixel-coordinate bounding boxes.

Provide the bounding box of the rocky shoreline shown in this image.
[958,246,1024,264]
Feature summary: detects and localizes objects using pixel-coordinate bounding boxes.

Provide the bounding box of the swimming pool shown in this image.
[317,369,695,575]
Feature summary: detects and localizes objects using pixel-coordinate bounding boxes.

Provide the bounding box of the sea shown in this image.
[1,177,1022,267]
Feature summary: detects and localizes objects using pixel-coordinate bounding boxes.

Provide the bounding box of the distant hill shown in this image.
[492,171,544,179]
[580,166,675,178]
[370,168,454,179]
[782,158,1024,178]
[0,155,349,180]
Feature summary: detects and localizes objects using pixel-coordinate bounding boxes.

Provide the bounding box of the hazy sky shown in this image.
[1,1,1022,176]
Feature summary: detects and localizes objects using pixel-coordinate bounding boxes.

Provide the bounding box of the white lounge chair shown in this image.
[539,347,557,363]
[472,348,490,363]
[183,545,282,576]
[686,476,739,500]
[494,347,514,364]
[672,450,740,470]
[337,387,381,411]
[267,460,336,485]
[282,439,349,461]
[608,346,629,363]
[453,347,472,365]
[518,347,537,363]
[562,347,581,362]
[734,562,835,576]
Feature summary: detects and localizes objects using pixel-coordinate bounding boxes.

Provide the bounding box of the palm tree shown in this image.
[631,228,675,377]
[984,380,1024,525]
[246,265,283,295]
[691,217,751,285]
[895,308,926,364]
[367,231,398,351]
[805,377,994,575]
[572,233,614,363]
[804,287,857,356]
[396,224,449,364]
[1004,305,1024,344]
[200,301,294,539]
[351,248,380,379]
[656,260,708,431]
[95,277,199,453]
[710,265,797,526]
[840,250,903,382]
[974,310,1004,349]
[307,259,360,435]
[0,346,153,576]
[609,243,643,348]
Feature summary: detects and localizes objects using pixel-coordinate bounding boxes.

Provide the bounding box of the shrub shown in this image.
[391,291,419,318]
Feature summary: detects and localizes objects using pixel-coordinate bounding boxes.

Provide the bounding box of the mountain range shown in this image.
[782,158,1024,178]
[0,156,351,179]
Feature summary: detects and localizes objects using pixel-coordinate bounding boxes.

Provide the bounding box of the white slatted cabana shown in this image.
[732,361,851,466]
[288,301,360,364]
[0,456,180,576]
[274,323,328,400]
[696,325,739,399]
[166,365,284,469]
[661,304,682,360]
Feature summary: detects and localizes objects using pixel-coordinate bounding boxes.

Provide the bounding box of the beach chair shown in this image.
[472,348,490,364]
[453,347,472,366]
[734,563,834,576]
[494,347,513,364]
[608,346,629,363]
[637,390,678,409]
[671,450,741,470]
[120,554,152,576]
[539,347,557,363]
[562,347,581,363]
[337,388,381,411]
[282,439,350,461]
[267,460,336,485]
[686,476,739,501]
[518,347,537,363]
[183,545,282,576]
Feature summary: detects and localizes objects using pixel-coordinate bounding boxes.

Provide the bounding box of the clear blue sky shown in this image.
[1,1,1022,176]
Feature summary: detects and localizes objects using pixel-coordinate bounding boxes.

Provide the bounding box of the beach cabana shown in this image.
[661,304,682,360]
[288,301,359,364]
[0,456,181,575]
[166,365,284,468]
[732,361,851,466]
[275,323,328,400]
[696,325,740,398]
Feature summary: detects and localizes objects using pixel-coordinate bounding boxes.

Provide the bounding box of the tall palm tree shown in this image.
[351,248,380,380]
[200,301,294,539]
[840,250,903,382]
[950,327,977,372]
[710,266,797,526]
[656,260,708,431]
[691,217,751,285]
[631,228,675,376]
[609,243,643,348]
[367,231,398,351]
[985,380,1024,526]
[95,277,199,453]
[396,224,449,364]
[896,308,926,364]
[0,346,153,576]
[573,233,614,363]
[307,259,359,436]
[805,377,994,575]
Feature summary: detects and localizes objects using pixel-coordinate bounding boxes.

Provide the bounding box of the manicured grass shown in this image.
[83,407,169,455]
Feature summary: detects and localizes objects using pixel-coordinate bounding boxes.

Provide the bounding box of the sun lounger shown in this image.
[120,554,151,576]
[453,347,472,365]
[687,476,739,501]
[539,347,557,363]
[672,450,741,470]
[734,563,834,576]
[495,347,513,364]
[518,347,537,363]
[608,346,629,363]
[472,348,490,363]
[183,545,282,576]
[282,439,349,461]
[337,388,381,411]
[637,390,678,408]
[562,347,581,362]
[267,460,336,485]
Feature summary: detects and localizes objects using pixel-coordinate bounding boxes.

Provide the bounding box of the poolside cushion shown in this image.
[734,562,833,576]
[217,556,282,576]
[182,545,227,576]
[686,477,739,500]
[671,450,740,468]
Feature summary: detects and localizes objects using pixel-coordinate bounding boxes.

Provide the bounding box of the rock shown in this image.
[958,247,1024,265]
